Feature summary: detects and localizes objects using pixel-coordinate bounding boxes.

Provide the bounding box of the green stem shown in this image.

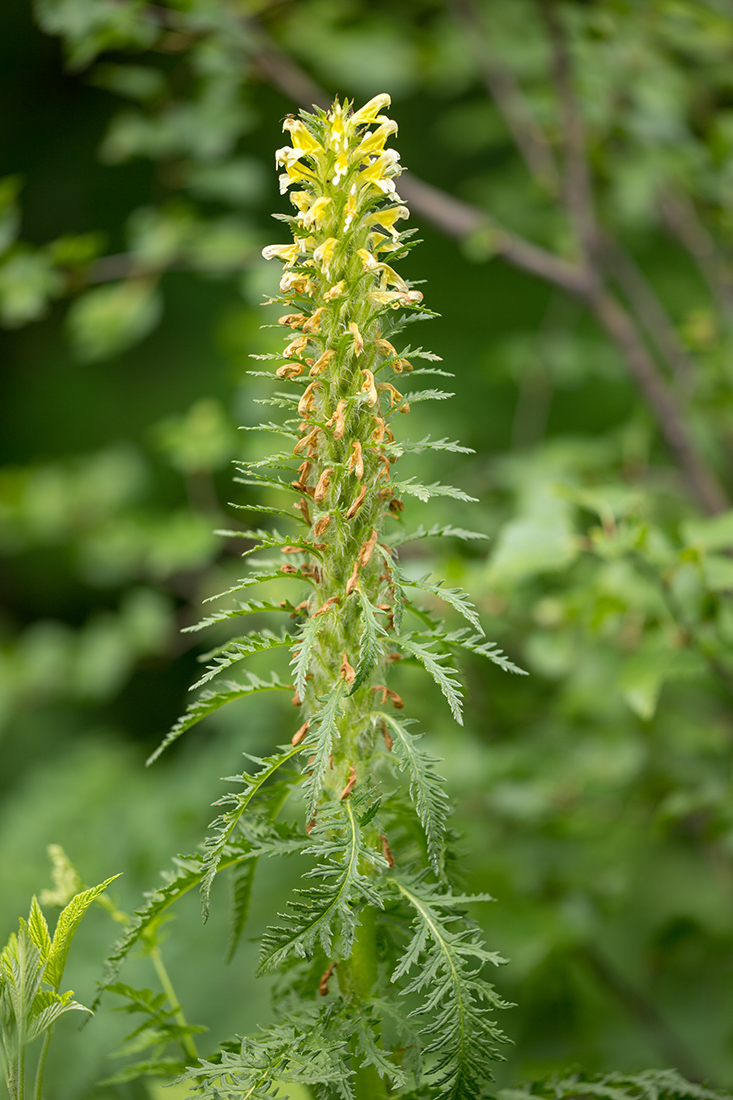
[16,1043,25,1100]
[33,1028,52,1100]
[341,906,389,1100]
[149,945,199,1063]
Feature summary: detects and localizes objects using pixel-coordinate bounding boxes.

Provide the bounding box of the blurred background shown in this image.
[2,0,733,1096]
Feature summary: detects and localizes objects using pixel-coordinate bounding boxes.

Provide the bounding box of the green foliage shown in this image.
[0,879,118,1100]
[4,0,733,1097]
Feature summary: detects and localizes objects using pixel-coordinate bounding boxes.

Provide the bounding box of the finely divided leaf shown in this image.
[146,673,291,765]
[199,748,301,920]
[183,598,301,634]
[431,628,528,676]
[404,575,483,634]
[291,613,325,700]
[388,523,488,548]
[393,879,509,1100]
[300,683,346,819]
[394,634,465,725]
[352,590,388,694]
[378,713,450,872]
[390,478,478,504]
[192,630,293,689]
[258,800,385,974]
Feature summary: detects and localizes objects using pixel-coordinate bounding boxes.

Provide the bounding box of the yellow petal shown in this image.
[282,118,322,154]
[352,93,392,127]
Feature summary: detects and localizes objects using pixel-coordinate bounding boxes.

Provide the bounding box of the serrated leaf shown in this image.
[387,523,488,548]
[300,684,346,819]
[226,859,257,963]
[394,634,464,725]
[426,627,528,677]
[403,575,483,634]
[390,478,478,504]
[95,833,302,1009]
[391,436,475,456]
[351,590,388,694]
[392,879,508,1099]
[200,748,301,920]
[291,614,324,700]
[203,568,314,605]
[258,800,385,974]
[378,713,450,872]
[192,630,293,689]
[146,674,292,765]
[27,897,51,962]
[183,598,301,634]
[45,875,121,991]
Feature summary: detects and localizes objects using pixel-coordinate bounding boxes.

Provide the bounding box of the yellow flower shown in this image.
[351,93,392,127]
[275,145,307,169]
[313,237,338,275]
[332,151,349,186]
[282,117,322,154]
[262,243,301,265]
[357,248,379,272]
[364,205,409,238]
[355,119,398,158]
[323,280,345,301]
[360,150,401,194]
[302,196,332,227]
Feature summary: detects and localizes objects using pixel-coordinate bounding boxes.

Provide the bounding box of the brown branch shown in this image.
[578,945,708,1084]
[601,237,696,390]
[588,288,727,515]
[450,0,559,193]
[398,174,590,295]
[131,9,728,515]
[661,191,733,318]
[538,0,598,271]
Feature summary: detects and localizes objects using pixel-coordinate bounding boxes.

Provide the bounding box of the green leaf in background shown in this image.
[66,278,162,361]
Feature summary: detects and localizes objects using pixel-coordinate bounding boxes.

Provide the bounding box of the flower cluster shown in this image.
[259,94,430,789]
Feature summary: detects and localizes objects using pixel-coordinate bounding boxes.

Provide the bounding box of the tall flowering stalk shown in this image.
[100,94,522,1100]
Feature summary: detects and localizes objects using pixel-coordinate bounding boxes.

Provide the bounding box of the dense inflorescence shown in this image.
[103,94,521,1100]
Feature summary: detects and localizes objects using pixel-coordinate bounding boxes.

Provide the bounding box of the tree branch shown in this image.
[578,945,708,1085]
[538,0,598,271]
[600,237,696,391]
[588,288,727,514]
[449,0,560,193]
[661,191,733,318]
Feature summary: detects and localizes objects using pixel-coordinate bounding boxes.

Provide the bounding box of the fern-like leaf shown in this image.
[258,799,386,974]
[146,673,291,765]
[351,589,388,693]
[403,574,483,634]
[390,478,478,504]
[387,523,488,547]
[429,627,528,676]
[94,830,303,1008]
[300,683,346,819]
[192,629,293,689]
[178,1014,354,1100]
[199,748,301,920]
[183,598,301,634]
[291,613,325,700]
[393,879,509,1100]
[393,634,464,725]
[377,712,449,872]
